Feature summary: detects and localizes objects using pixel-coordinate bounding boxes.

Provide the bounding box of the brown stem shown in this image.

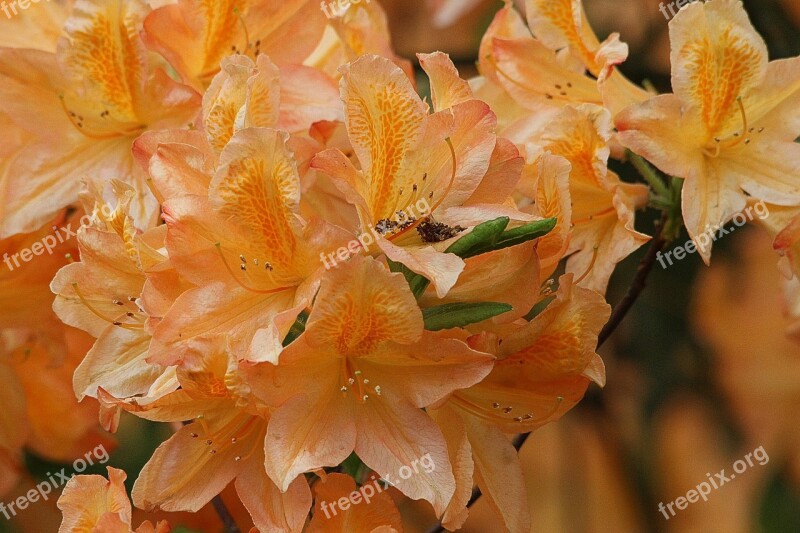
[597,213,669,347]
[212,494,241,533]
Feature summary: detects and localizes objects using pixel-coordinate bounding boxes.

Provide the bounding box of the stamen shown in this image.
[70,283,143,330]
[574,246,599,285]
[214,243,292,295]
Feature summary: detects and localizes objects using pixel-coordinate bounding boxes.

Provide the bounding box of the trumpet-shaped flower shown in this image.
[0,0,200,238]
[243,256,494,516]
[616,0,800,262]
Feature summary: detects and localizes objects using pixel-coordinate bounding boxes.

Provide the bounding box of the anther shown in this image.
[492,403,500,409]
[503,406,513,413]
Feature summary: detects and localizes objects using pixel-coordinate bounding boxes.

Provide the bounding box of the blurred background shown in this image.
[2,1,799,532]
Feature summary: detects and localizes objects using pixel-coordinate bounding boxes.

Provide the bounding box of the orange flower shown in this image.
[0,0,200,238]
[431,274,609,530]
[512,104,650,292]
[312,53,527,297]
[58,467,170,533]
[148,127,350,365]
[475,0,649,119]
[243,256,494,516]
[616,0,800,262]
[99,346,311,532]
[142,0,328,90]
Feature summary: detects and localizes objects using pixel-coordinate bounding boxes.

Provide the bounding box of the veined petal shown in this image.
[132,412,266,512]
[235,446,312,533]
[58,0,150,128]
[265,388,356,492]
[681,158,747,263]
[211,128,303,271]
[463,415,530,533]
[355,391,455,517]
[418,52,474,112]
[669,0,768,139]
[73,325,160,400]
[491,37,603,110]
[525,0,602,74]
[340,54,428,221]
[359,331,495,408]
[306,256,423,351]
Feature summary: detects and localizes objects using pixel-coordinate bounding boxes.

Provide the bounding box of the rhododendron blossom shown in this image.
[0,0,797,531]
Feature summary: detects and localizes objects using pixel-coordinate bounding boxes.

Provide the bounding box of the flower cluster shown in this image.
[0,0,798,531]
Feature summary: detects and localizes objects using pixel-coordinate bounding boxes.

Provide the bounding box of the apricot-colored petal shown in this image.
[669,0,767,137]
[235,448,311,533]
[306,256,423,350]
[150,283,296,365]
[74,326,161,401]
[277,64,343,133]
[211,128,302,271]
[355,392,455,517]
[265,387,356,492]
[418,52,474,112]
[58,467,132,533]
[51,228,144,338]
[132,412,266,512]
[491,37,602,109]
[421,242,540,325]
[307,473,403,533]
[203,55,262,153]
[429,404,474,530]
[525,0,602,74]
[377,238,464,300]
[133,129,214,200]
[359,331,494,408]
[58,0,150,126]
[464,137,524,205]
[463,416,530,533]
[340,54,428,220]
[616,94,707,180]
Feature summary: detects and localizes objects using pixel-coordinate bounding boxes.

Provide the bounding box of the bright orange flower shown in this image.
[243,256,494,516]
[616,0,800,262]
[99,346,311,532]
[148,127,350,364]
[475,0,649,119]
[431,274,609,530]
[306,473,403,533]
[511,104,650,292]
[0,0,200,238]
[142,0,328,90]
[312,53,527,297]
[58,467,170,533]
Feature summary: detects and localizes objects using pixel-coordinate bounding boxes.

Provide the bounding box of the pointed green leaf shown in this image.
[423,302,513,331]
[445,217,510,258]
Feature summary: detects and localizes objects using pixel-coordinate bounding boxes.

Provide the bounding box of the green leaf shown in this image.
[444,217,509,259]
[423,302,513,331]
[444,217,557,259]
[492,218,557,251]
[387,258,430,298]
[282,310,309,347]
